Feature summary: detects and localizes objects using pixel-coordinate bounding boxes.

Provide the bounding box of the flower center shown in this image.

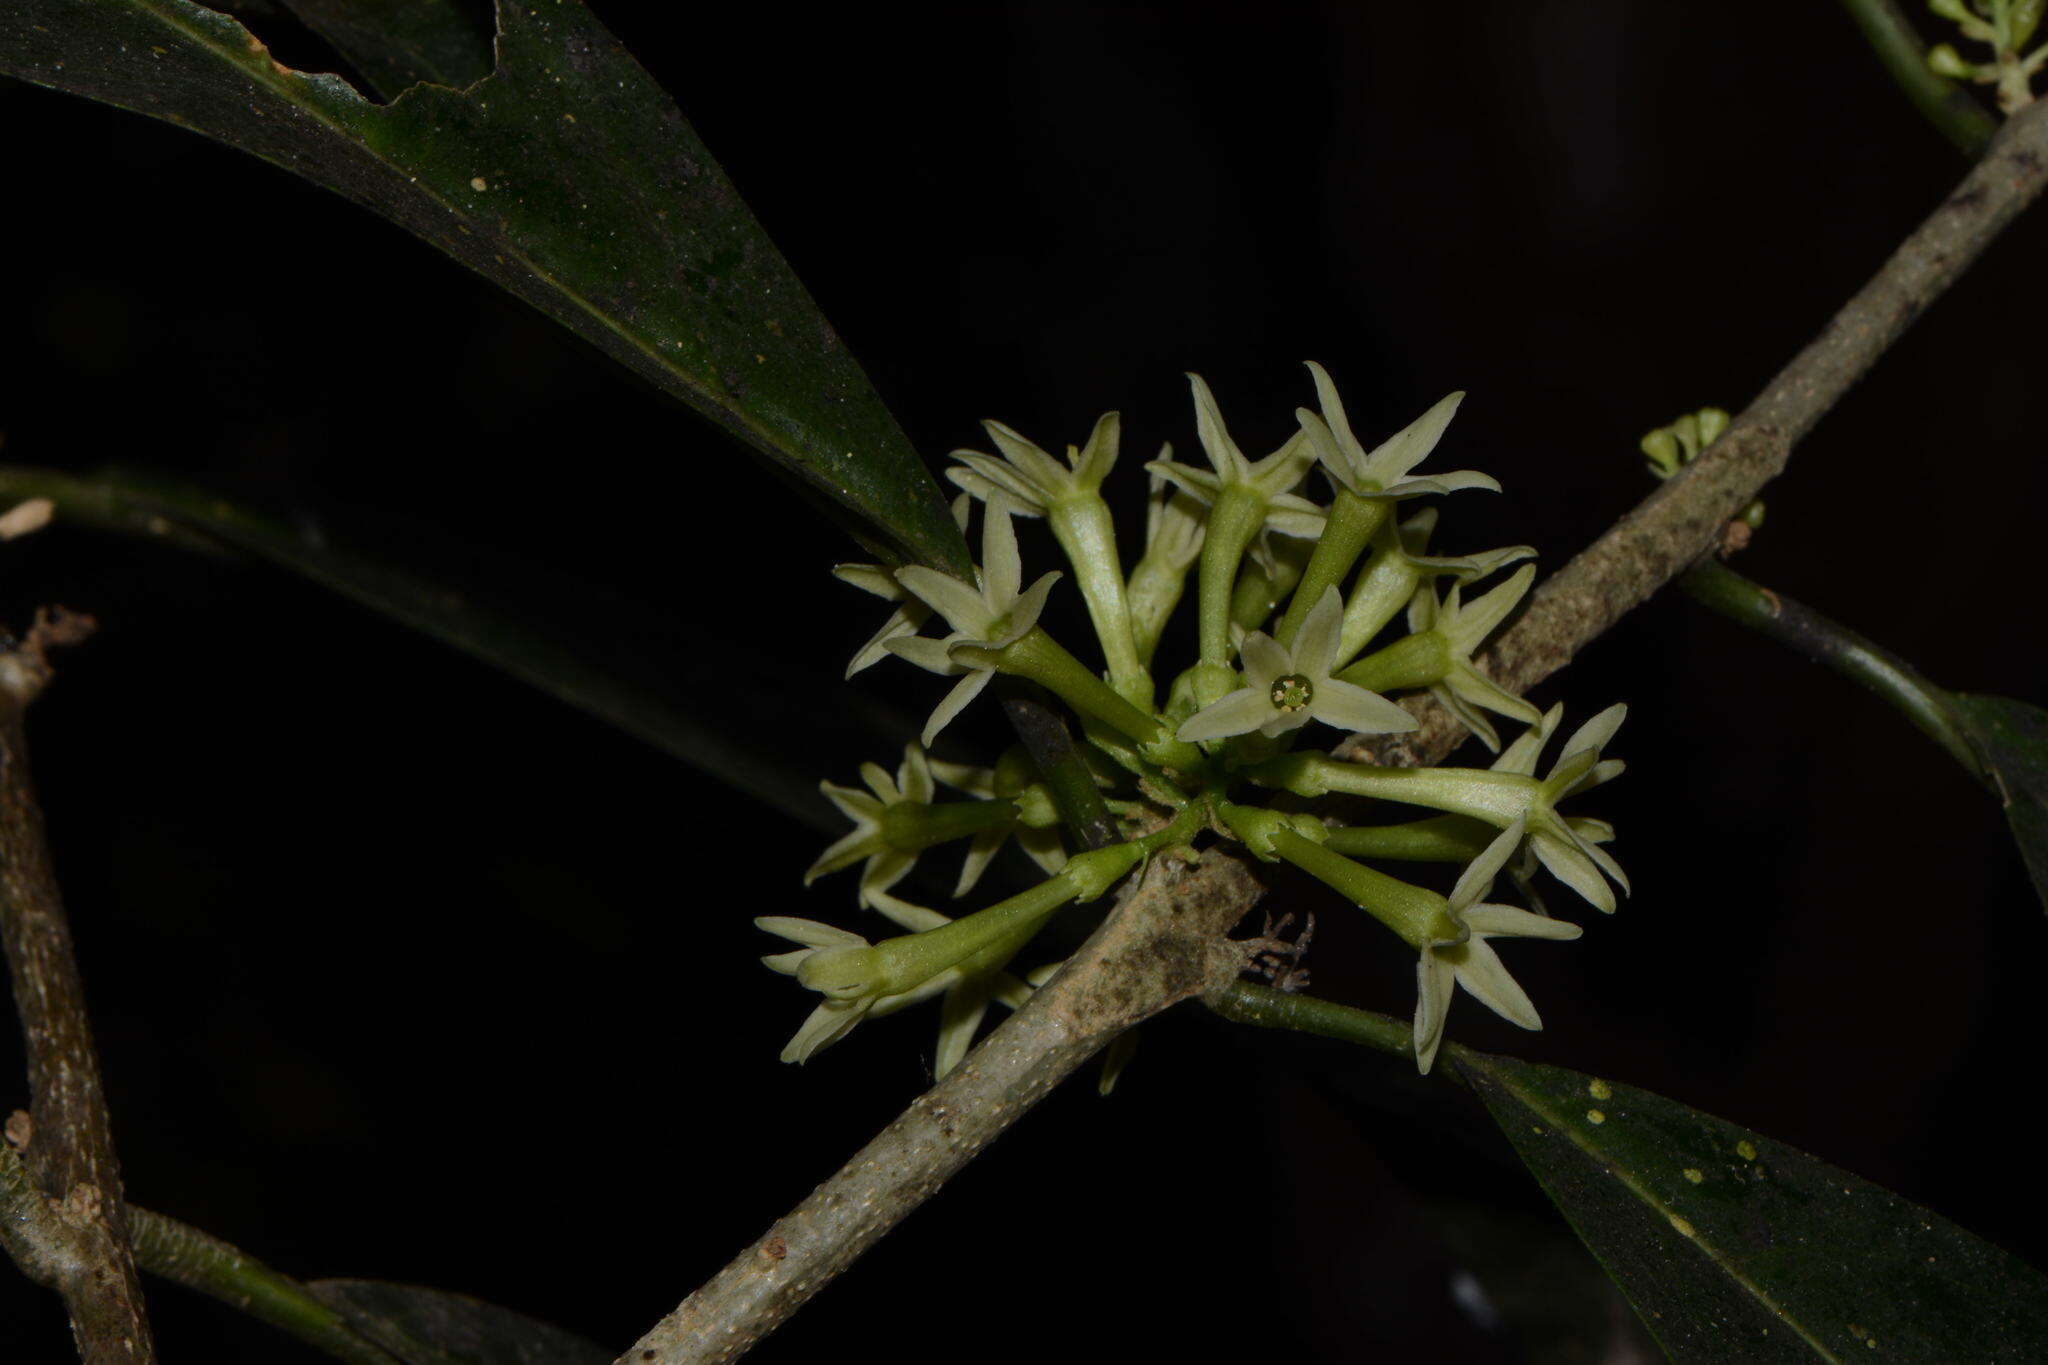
[1269,673,1314,712]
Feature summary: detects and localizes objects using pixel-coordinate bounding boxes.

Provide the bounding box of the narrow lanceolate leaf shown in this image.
[0,0,971,575]
[1453,1048,2048,1362]
[1949,693,2048,916]
[309,1280,611,1365]
[2,464,878,831]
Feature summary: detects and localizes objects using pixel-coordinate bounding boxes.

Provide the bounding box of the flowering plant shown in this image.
[4,3,2048,1362]
[785,366,1626,1078]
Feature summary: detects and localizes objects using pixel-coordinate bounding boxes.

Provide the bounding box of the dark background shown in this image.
[4,1,2047,1360]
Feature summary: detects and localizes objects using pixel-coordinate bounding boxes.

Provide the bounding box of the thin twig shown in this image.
[1346,95,2048,771]
[621,98,2048,1364]
[1840,0,2000,155]
[619,852,1265,1364]
[9,1129,436,1365]
[1681,559,1989,784]
[1202,980,1413,1061]
[0,608,155,1362]
[126,1203,420,1365]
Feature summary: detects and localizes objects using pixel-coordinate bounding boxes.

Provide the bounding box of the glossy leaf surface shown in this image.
[0,0,970,573]
[1455,1048,2048,1362]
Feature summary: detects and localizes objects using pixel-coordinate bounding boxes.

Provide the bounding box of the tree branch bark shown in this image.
[620,95,2048,1365]
[0,608,155,1362]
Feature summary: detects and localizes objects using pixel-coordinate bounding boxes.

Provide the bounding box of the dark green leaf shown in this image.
[309,1280,610,1365]
[3,464,914,830]
[0,0,971,574]
[1950,693,2048,915]
[1454,1048,2048,1362]
[279,0,494,99]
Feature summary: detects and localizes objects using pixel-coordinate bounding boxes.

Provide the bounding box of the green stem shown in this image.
[126,1206,432,1365]
[1267,828,1456,948]
[1840,0,1999,156]
[1322,814,1495,862]
[880,798,1018,852]
[1274,489,1387,647]
[1203,981,1415,1061]
[974,628,1165,748]
[1681,559,1990,786]
[1129,797,1210,858]
[852,875,1085,996]
[0,464,240,560]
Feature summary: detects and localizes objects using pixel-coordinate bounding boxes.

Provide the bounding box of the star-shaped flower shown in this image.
[757,899,1036,1070]
[1146,373,1326,540]
[755,918,912,1063]
[946,413,1149,696]
[886,498,1063,746]
[1401,564,1544,751]
[1178,587,1418,742]
[804,744,940,909]
[833,495,972,679]
[1412,818,1584,1074]
[1490,704,1630,913]
[1335,506,1536,669]
[1298,361,1497,502]
[946,412,1119,512]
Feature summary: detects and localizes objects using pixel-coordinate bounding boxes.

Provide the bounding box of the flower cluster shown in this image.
[764,364,1628,1078]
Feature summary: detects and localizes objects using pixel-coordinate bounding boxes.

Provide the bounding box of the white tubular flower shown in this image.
[757,914,962,1065]
[1140,465,1207,567]
[869,890,1035,1079]
[928,756,1067,895]
[777,892,1034,1076]
[1126,469,1208,662]
[1178,587,1417,743]
[1336,507,1536,668]
[1279,704,1628,915]
[946,412,1119,512]
[1404,563,1543,751]
[755,918,887,1063]
[805,743,937,910]
[1413,819,1583,1074]
[887,497,1062,747]
[834,495,972,678]
[1146,374,1326,540]
[1505,704,1630,913]
[946,413,1146,698]
[1299,361,1497,502]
